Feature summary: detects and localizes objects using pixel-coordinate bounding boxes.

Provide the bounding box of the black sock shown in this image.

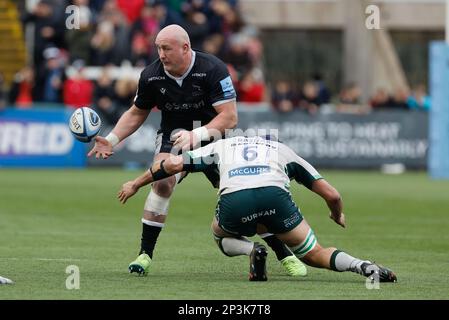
[262,235,292,261]
[139,224,162,258]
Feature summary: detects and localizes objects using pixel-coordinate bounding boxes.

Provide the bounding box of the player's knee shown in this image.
[299,243,323,264]
[283,237,302,248]
[289,229,319,260]
[304,243,323,257]
[213,234,231,257]
[152,177,176,197]
[143,212,166,223]
[144,189,171,215]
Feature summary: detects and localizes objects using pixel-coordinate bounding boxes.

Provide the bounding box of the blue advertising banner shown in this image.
[0,108,86,167]
[429,42,449,179]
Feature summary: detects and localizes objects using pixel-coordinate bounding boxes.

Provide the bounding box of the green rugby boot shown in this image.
[280,255,307,277]
[128,253,151,275]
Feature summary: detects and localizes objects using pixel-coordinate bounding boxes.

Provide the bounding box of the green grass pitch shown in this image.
[1,168,448,299]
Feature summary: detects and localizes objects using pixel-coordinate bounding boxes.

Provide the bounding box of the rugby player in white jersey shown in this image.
[117,135,397,282]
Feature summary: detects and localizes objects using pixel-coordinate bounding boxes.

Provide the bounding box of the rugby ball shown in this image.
[69,107,102,143]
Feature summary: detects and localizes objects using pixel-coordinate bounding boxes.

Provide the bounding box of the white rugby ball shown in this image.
[69,107,102,143]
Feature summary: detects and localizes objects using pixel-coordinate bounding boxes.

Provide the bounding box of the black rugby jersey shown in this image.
[134,50,236,135]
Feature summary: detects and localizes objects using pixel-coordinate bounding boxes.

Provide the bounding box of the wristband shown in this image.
[105,132,120,147]
[192,126,210,142]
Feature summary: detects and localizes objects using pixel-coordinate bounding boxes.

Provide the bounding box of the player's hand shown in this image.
[329,211,346,228]
[172,130,197,151]
[87,136,114,159]
[117,181,138,204]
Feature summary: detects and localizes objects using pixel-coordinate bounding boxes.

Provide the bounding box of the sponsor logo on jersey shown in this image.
[164,100,205,111]
[219,76,236,98]
[192,84,203,97]
[191,72,206,77]
[160,88,166,95]
[148,76,166,82]
[228,165,270,178]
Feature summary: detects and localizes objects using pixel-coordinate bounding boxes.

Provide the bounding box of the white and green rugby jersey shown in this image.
[186,136,322,195]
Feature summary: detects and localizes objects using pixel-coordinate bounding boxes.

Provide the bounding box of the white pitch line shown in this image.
[0,257,85,262]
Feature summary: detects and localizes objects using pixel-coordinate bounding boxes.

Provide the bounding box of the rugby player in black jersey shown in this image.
[88,24,303,276]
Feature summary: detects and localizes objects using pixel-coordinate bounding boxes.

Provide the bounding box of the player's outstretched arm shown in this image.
[88,105,150,159]
[117,155,184,204]
[311,179,346,228]
[87,136,114,159]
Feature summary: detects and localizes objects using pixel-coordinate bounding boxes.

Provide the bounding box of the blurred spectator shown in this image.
[221,3,244,35]
[116,0,145,24]
[312,73,331,104]
[242,26,263,66]
[271,80,296,113]
[370,88,391,110]
[336,83,368,114]
[237,68,265,103]
[130,5,159,65]
[407,84,431,111]
[388,87,410,110]
[114,77,137,109]
[65,0,93,64]
[63,60,94,108]
[89,0,108,14]
[207,0,229,34]
[166,0,185,14]
[9,67,38,108]
[150,0,184,28]
[202,34,225,57]
[94,0,130,65]
[22,0,64,67]
[183,7,209,50]
[35,47,65,103]
[93,69,123,124]
[90,20,116,65]
[224,34,253,77]
[16,0,268,112]
[370,87,410,111]
[130,33,152,67]
[339,83,361,105]
[298,81,320,115]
